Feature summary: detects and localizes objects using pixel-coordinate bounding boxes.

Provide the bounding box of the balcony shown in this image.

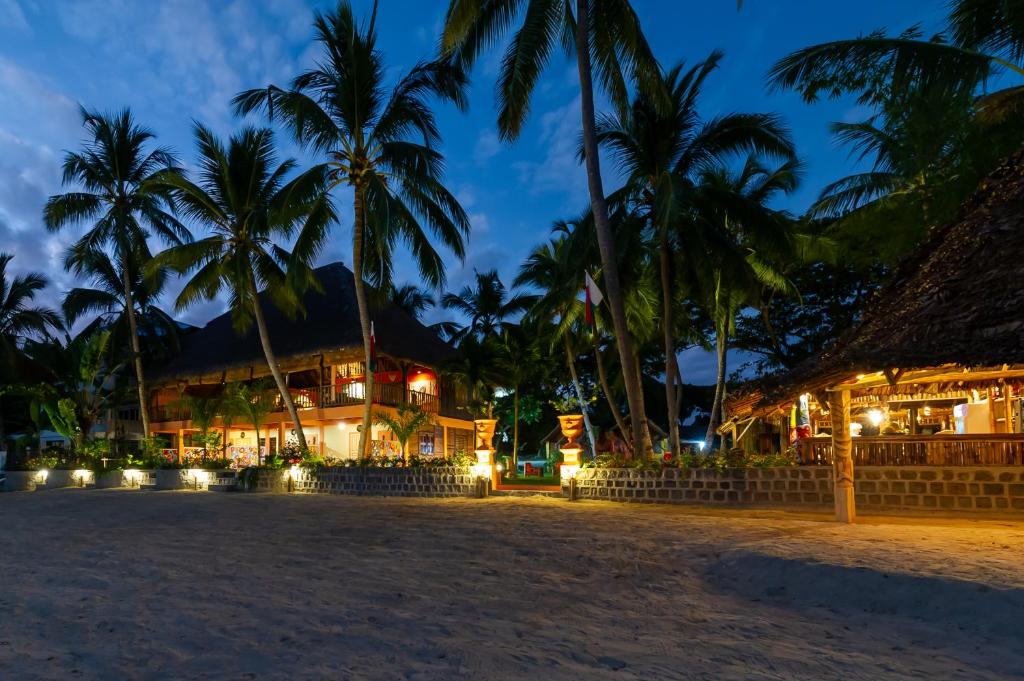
[150,380,468,424]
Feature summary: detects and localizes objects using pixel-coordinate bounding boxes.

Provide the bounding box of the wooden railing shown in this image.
[797,435,1024,466]
[151,382,465,423]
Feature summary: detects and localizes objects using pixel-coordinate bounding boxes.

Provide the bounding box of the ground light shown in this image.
[73,469,90,487]
[124,469,142,487]
[188,469,209,490]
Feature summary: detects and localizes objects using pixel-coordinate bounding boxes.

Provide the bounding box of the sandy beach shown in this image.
[1,490,1022,680]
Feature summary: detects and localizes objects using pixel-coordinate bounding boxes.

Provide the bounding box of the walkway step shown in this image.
[490,489,565,499]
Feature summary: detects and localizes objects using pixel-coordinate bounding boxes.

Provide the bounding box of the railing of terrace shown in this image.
[796,434,1024,466]
[152,381,468,422]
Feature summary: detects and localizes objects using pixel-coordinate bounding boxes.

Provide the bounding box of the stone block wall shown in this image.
[574,466,1024,513]
[252,466,476,497]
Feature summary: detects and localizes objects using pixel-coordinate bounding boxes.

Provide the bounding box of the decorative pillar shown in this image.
[176,428,185,464]
[557,414,584,482]
[442,425,449,459]
[473,418,498,488]
[318,423,325,457]
[829,390,856,523]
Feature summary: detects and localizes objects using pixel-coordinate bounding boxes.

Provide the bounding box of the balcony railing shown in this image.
[151,381,467,423]
[796,434,1024,466]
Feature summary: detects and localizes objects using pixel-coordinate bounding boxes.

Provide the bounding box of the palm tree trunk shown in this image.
[512,386,519,474]
[121,262,151,440]
[574,0,649,458]
[353,186,374,459]
[563,334,597,459]
[659,234,681,457]
[593,336,631,451]
[250,272,307,450]
[704,323,729,448]
[633,351,654,454]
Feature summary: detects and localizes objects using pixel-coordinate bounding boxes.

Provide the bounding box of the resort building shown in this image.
[722,149,1024,519]
[146,263,474,465]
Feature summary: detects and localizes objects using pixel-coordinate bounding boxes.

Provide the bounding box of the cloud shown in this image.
[473,130,501,164]
[0,0,27,30]
[510,96,588,206]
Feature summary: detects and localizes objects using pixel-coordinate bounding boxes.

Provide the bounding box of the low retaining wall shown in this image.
[252,466,477,497]
[574,466,1024,513]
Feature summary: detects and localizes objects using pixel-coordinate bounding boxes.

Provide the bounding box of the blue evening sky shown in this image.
[0,0,947,382]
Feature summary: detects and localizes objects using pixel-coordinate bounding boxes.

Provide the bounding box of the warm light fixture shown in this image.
[336,422,347,431]
[867,409,884,427]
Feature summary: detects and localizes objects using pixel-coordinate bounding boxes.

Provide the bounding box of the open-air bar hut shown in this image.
[722,148,1024,521]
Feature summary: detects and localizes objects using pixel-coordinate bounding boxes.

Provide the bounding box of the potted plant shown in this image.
[154,457,187,490]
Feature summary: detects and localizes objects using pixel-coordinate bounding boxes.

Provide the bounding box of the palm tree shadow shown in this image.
[707,551,1024,676]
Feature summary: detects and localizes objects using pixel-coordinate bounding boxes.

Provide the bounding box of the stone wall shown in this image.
[573,466,1024,513]
[251,466,477,498]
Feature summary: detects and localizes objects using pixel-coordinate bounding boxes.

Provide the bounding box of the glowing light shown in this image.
[188,469,209,486]
[495,463,504,473]
[867,409,884,427]
[37,469,49,484]
[336,422,347,431]
[697,441,706,452]
[73,469,91,486]
[471,463,491,478]
[289,464,300,479]
[559,464,580,480]
[124,469,142,486]
[923,405,932,417]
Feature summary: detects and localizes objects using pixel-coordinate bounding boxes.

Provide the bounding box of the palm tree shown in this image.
[235,0,470,459]
[44,108,189,441]
[226,379,278,465]
[515,234,603,456]
[493,322,541,472]
[768,2,1024,116]
[595,53,796,456]
[0,254,60,442]
[388,283,435,321]
[692,156,803,445]
[442,0,661,456]
[23,329,123,456]
[441,270,527,343]
[374,402,434,459]
[62,246,182,364]
[152,124,335,451]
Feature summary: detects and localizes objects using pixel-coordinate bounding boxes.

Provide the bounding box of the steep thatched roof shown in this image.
[738,146,1024,415]
[150,262,455,382]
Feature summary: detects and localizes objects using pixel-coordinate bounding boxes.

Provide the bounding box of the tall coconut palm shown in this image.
[152,124,335,450]
[442,0,661,456]
[62,245,182,364]
[235,0,470,459]
[441,269,527,343]
[44,108,188,440]
[595,53,796,456]
[0,254,60,442]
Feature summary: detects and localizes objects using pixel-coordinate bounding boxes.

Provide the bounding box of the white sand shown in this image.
[1,490,1022,680]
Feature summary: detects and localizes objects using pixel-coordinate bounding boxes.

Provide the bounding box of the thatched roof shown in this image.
[738,146,1024,415]
[150,262,455,382]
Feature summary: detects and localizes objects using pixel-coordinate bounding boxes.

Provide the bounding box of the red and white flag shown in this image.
[584,272,604,330]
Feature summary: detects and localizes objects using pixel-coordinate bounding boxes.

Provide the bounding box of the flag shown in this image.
[584,272,604,330]
[368,321,377,373]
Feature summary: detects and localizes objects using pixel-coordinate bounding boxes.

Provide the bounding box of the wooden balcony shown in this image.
[150,381,469,424]
[797,434,1024,466]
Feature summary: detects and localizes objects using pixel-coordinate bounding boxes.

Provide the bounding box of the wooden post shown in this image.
[778,415,787,455]
[442,425,449,459]
[176,428,185,464]
[278,422,286,452]
[829,390,856,523]
[909,405,918,435]
[318,423,325,457]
